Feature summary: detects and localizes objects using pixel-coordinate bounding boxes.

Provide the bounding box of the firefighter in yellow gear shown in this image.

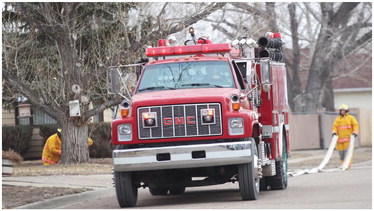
[332,104,358,167]
[42,129,62,166]
[42,129,94,166]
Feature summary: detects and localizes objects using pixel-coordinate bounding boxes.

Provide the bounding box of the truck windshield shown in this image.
[137,60,235,93]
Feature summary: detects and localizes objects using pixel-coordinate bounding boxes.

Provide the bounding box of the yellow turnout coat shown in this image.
[42,133,62,166]
[332,114,359,151]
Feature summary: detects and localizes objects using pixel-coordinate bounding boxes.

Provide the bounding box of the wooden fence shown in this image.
[289,109,372,150]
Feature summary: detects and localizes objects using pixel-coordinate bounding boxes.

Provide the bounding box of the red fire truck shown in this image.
[110,29,290,207]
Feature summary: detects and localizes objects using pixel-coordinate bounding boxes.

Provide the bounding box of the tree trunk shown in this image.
[320,76,335,111]
[302,3,334,112]
[60,119,90,164]
[286,3,302,112]
[266,2,279,32]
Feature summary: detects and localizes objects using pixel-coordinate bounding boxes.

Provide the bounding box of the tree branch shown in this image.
[332,56,371,80]
[166,2,226,35]
[14,3,64,36]
[83,96,123,119]
[266,2,279,32]
[211,24,236,38]
[331,2,360,27]
[230,3,262,16]
[157,2,168,32]
[124,2,226,58]
[338,30,372,60]
[303,3,322,23]
[3,69,64,122]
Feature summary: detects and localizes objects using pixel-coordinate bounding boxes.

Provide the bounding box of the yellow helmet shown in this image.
[57,128,62,133]
[339,104,349,110]
[87,138,94,146]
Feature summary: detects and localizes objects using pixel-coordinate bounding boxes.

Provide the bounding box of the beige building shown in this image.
[2,109,16,126]
[333,88,372,147]
[2,104,118,126]
[334,88,372,110]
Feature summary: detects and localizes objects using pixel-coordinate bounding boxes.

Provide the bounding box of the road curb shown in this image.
[16,187,114,209]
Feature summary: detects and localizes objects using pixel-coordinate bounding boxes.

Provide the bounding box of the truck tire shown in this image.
[149,187,168,196]
[268,133,288,190]
[169,187,186,195]
[238,138,259,200]
[114,171,138,207]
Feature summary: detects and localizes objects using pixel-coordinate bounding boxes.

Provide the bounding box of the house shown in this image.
[1,103,117,159]
[285,48,372,149]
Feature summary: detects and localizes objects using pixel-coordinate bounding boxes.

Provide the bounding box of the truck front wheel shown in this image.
[238,138,259,200]
[114,171,138,207]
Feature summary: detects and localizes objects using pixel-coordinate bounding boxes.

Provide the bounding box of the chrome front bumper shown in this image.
[113,141,252,172]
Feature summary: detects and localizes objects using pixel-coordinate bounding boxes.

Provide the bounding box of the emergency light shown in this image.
[201,108,215,124]
[145,43,231,57]
[142,112,157,127]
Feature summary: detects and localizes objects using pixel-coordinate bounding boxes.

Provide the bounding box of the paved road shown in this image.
[64,161,372,209]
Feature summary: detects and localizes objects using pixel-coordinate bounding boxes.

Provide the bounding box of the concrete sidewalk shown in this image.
[2,174,112,189]
[3,147,371,209]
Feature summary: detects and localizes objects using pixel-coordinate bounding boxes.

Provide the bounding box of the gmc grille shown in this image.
[137,103,222,139]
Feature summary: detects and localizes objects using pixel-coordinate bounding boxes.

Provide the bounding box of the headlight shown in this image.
[118,124,132,141]
[229,118,244,135]
[230,119,243,128]
[119,125,131,135]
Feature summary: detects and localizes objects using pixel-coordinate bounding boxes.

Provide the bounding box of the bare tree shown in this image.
[2,2,226,164]
[209,2,372,112]
[290,3,372,112]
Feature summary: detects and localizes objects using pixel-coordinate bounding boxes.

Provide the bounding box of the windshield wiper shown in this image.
[138,86,176,92]
[181,83,224,88]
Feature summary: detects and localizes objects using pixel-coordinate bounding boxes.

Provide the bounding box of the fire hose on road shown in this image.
[288,135,355,177]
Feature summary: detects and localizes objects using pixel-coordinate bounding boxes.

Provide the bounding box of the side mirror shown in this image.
[107,62,146,100]
[260,60,271,92]
[107,67,121,94]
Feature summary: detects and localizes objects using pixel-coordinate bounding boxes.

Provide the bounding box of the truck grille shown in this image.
[137,103,222,139]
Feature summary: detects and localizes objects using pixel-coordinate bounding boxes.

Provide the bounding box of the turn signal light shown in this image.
[121,108,129,117]
[232,102,240,111]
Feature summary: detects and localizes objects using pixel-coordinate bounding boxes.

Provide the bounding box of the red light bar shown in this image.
[202,43,231,53]
[145,43,231,57]
[146,46,174,57]
[175,45,202,55]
